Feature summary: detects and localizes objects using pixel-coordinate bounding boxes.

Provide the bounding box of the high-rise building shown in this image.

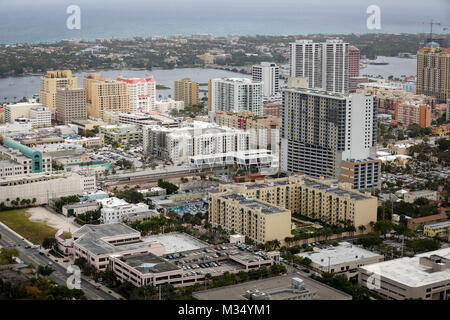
[416,45,450,103]
[39,70,78,115]
[281,87,379,190]
[252,62,280,97]
[83,74,130,119]
[174,78,199,107]
[289,39,349,94]
[348,46,360,78]
[56,87,87,124]
[208,78,263,115]
[117,76,156,113]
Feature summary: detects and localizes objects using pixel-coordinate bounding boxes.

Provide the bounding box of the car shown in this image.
[96,286,101,290]
[39,251,45,255]
[25,245,31,249]
[47,262,53,266]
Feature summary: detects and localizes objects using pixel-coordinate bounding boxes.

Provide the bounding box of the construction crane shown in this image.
[422,19,441,43]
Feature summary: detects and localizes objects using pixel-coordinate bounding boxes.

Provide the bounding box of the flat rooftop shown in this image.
[116,253,180,275]
[192,273,352,300]
[302,179,369,201]
[142,233,208,254]
[297,242,383,267]
[220,193,285,214]
[360,247,450,288]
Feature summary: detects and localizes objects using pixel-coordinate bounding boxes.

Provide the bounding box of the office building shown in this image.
[55,87,87,124]
[281,88,378,189]
[359,248,450,300]
[297,241,384,276]
[416,44,450,103]
[83,74,130,119]
[0,172,95,205]
[348,46,360,78]
[208,191,292,243]
[39,70,78,114]
[0,137,52,174]
[193,273,352,300]
[218,175,378,230]
[28,105,51,128]
[174,78,199,107]
[98,124,142,144]
[4,102,43,123]
[404,190,438,203]
[97,197,152,224]
[289,39,349,94]
[117,76,156,113]
[208,78,263,115]
[252,62,280,97]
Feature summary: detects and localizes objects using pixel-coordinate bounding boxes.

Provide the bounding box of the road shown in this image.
[0,223,117,300]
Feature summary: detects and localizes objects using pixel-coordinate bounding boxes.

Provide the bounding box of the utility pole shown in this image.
[158,285,161,300]
[401,235,405,257]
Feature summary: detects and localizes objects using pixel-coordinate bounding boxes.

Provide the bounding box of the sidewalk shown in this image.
[0,221,34,246]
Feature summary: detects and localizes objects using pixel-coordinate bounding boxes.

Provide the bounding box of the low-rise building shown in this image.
[0,172,96,205]
[62,201,100,217]
[296,242,384,277]
[99,124,142,144]
[407,213,448,230]
[423,220,450,238]
[98,197,151,224]
[404,190,439,203]
[359,248,450,300]
[154,98,185,114]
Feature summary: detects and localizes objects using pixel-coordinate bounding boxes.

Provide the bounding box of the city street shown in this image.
[0,223,117,300]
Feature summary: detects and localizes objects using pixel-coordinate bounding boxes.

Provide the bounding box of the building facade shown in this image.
[40,70,78,114]
[395,101,432,128]
[416,45,450,103]
[208,78,263,115]
[289,39,349,94]
[117,76,156,113]
[252,62,280,97]
[56,87,87,124]
[281,88,378,189]
[174,78,199,107]
[218,175,377,231]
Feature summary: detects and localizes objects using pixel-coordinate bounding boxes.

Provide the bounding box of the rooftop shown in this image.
[115,253,179,275]
[192,273,352,300]
[297,242,383,267]
[220,193,286,214]
[142,233,208,254]
[360,248,450,288]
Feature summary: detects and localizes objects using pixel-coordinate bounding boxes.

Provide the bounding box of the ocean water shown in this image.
[0,0,448,44]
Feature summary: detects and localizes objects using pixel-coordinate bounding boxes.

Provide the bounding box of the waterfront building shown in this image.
[174,78,199,107]
[252,62,280,97]
[117,76,156,113]
[56,87,87,124]
[39,70,78,115]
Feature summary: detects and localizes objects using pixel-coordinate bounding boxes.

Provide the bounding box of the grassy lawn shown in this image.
[0,209,57,245]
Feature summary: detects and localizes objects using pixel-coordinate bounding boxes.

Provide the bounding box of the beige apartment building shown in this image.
[84,74,130,119]
[215,110,281,150]
[56,87,87,124]
[40,70,78,114]
[416,46,450,103]
[208,191,291,244]
[218,175,377,230]
[174,78,199,107]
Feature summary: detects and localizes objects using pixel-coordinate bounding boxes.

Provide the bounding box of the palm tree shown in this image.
[358,225,367,234]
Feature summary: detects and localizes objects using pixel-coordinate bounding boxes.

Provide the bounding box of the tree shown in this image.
[37,265,54,277]
[42,237,57,250]
[374,220,394,238]
[0,248,19,265]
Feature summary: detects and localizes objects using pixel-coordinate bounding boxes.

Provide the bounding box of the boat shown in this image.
[367,58,389,65]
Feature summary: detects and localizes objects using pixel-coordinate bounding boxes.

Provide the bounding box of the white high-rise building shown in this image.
[252,62,280,97]
[289,39,349,94]
[209,78,263,115]
[117,76,156,113]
